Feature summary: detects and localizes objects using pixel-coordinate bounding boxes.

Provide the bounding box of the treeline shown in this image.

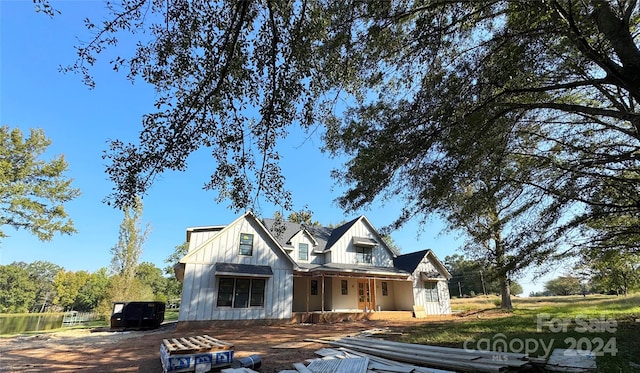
[444,254,523,298]
[447,250,640,298]
[0,260,181,317]
[533,273,640,297]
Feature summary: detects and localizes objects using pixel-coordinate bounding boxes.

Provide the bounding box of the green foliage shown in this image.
[287,207,321,226]
[0,264,36,313]
[53,270,90,310]
[445,254,523,298]
[136,262,167,301]
[99,196,152,318]
[37,2,640,283]
[95,275,154,320]
[0,261,110,313]
[75,268,109,311]
[0,126,80,241]
[164,242,188,270]
[163,242,188,302]
[544,276,583,296]
[14,260,63,312]
[509,282,523,296]
[110,195,149,280]
[584,250,640,295]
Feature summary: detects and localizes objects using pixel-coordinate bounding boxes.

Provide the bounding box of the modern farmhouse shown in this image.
[175,211,451,324]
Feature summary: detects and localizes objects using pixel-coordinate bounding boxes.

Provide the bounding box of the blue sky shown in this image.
[0,1,558,294]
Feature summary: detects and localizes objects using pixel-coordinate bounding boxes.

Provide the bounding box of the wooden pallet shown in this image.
[162,335,234,355]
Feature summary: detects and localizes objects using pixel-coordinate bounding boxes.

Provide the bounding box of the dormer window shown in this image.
[239,233,254,256]
[356,247,372,264]
[299,243,309,261]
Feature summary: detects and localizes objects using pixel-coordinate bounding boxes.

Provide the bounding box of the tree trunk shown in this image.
[500,275,513,310]
[492,223,513,311]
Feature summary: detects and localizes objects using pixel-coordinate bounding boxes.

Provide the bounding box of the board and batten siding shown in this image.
[328,219,394,267]
[288,230,324,264]
[410,256,451,315]
[186,228,223,254]
[179,216,294,322]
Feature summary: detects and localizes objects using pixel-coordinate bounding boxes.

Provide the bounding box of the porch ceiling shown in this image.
[294,263,410,279]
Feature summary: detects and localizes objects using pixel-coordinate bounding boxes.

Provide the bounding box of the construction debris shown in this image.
[294,336,533,373]
[286,347,455,373]
[221,368,259,373]
[545,349,597,372]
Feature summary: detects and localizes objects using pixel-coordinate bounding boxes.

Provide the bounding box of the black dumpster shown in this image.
[110,301,165,329]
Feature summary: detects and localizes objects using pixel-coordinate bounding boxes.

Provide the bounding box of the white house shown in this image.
[176,212,451,325]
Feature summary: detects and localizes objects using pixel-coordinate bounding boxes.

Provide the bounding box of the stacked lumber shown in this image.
[160,335,234,373]
[296,336,533,373]
[162,335,234,354]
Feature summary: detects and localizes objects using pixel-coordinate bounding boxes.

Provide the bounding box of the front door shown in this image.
[357,279,371,310]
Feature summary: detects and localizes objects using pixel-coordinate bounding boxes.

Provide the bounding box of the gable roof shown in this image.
[262,218,328,250]
[354,215,401,257]
[394,249,452,279]
[180,211,297,266]
[324,217,359,250]
[262,216,400,257]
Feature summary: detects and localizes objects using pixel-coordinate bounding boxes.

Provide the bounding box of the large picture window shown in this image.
[424,282,439,303]
[299,243,309,261]
[217,277,266,308]
[355,247,372,264]
[239,233,254,256]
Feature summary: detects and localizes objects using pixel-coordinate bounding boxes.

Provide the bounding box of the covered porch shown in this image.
[291,263,414,315]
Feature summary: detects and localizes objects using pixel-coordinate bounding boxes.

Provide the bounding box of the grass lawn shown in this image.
[400,294,640,372]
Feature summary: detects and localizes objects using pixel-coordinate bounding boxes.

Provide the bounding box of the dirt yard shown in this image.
[0,315,449,372]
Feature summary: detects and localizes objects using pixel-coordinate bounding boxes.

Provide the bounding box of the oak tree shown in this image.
[39,1,640,276]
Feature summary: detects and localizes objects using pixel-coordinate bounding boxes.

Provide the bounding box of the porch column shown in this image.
[306,277,309,313]
[321,274,325,313]
[372,278,376,311]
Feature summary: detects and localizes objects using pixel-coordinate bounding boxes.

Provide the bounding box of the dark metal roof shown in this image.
[393,249,431,273]
[324,217,359,250]
[393,249,452,279]
[262,218,358,253]
[262,218,331,250]
[214,263,273,276]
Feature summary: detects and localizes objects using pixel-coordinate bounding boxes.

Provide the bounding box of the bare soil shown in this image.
[0,314,453,372]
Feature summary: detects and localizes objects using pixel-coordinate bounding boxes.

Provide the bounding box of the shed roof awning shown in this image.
[214,263,274,277]
[352,236,377,247]
[420,271,445,281]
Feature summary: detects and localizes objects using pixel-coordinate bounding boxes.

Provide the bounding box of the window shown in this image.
[250,279,265,307]
[217,278,235,307]
[424,282,439,303]
[239,233,254,256]
[341,280,348,295]
[381,281,388,296]
[355,247,372,264]
[216,277,266,308]
[299,243,309,261]
[310,280,318,295]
